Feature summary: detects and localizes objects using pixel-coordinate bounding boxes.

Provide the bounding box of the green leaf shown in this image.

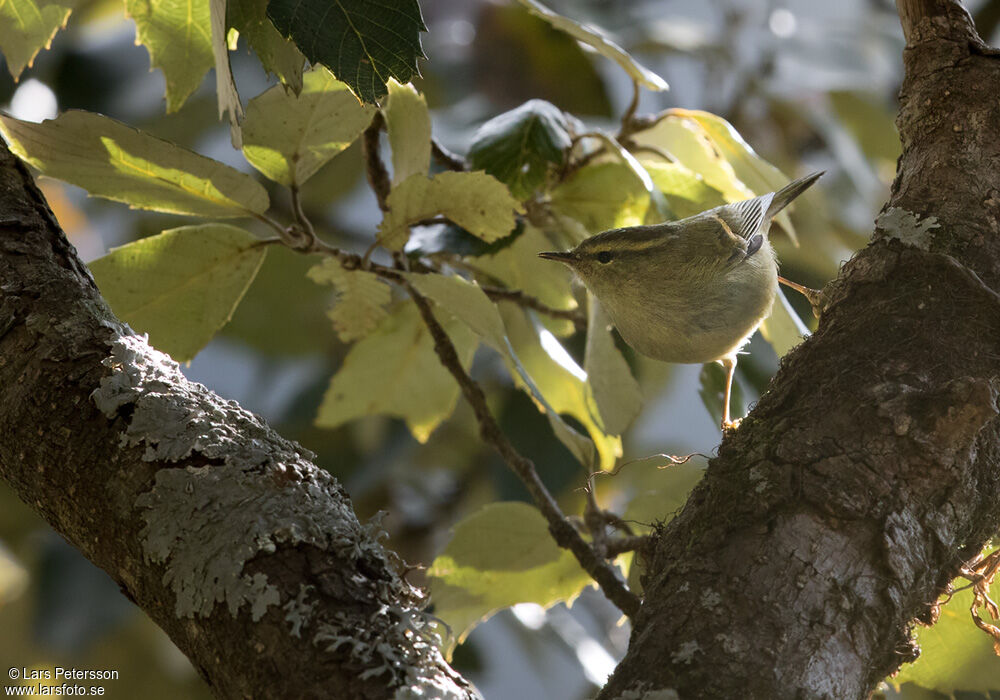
[472,225,576,336]
[126,0,214,112]
[0,111,270,217]
[242,66,374,186]
[402,272,601,470]
[0,0,75,79]
[631,115,754,205]
[266,0,426,104]
[222,245,336,356]
[467,99,571,200]
[383,79,430,185]
[308,260,391,342]
[89,225,266,362]
[584,295,641,436]
[500,303,620,470]
[758,289,808,358]
[515,0,666,92]
[670,109,799,241]
[550,161,649,234]
[315,302,477,443]
[890,577,1000,694]
[428,502,592,654]
[228,0,304,90]
[641,160,726,219]
[698,362,746,427]
[378,171,521,250]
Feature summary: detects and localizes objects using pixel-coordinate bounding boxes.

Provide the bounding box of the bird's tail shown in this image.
[765,171,824,220]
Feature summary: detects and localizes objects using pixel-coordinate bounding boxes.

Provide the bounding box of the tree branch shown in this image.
[597,2,1000,697]
[0,141,476,699]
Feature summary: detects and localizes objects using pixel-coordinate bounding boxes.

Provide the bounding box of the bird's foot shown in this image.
[722,417,743,432]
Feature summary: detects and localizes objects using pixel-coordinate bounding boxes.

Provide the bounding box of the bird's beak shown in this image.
[538,251,576,264]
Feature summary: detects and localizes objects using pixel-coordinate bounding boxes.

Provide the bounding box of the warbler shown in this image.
[539,171,823,428]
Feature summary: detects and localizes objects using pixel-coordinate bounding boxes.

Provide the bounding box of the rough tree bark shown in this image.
[597,1,1000,698]
[1,1,997,699]
[0,144,476,695]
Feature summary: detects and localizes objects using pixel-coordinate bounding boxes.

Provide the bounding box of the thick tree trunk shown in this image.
[0,149,476,696]
[598,2,1000,698]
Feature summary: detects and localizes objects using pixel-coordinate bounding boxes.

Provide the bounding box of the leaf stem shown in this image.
[363,111,391,212]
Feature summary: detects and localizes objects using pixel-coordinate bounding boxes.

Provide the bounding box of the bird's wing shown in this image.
[722,193,774,242]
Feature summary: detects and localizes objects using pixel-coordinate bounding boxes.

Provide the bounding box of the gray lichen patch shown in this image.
[875,207,940,249]
[89,335,370,621]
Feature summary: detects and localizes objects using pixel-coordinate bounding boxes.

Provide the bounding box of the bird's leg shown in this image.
[721,355,740,431]
[777,276,825,318]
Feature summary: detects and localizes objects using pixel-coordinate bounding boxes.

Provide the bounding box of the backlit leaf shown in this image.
[210,0,243,146]
[890,576,1000,694]
[641,160,726,219]
[228,0,304,90]
[383,79,430,184]
[550,161,649,234]
[428,502,592,655]
[584,296,641,436]
[315,302,477,443]
[0,111,269,217]
[468,99,571,200]
[89,225,266,362]
[378,171,521,250]
[126,0,213,112]
[308,260,391,342]
[242,66,374,186]
[267,0,426,104]
[0,0,74,79]
[515,0,666,92]
[758,289,808,358]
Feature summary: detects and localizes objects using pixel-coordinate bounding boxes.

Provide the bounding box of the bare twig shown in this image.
[405,283,640,619]
[363,111,391,212]
[480,286,586,331]
[616,80,642,141]
[432,138,468,172]
[604,535,653,558]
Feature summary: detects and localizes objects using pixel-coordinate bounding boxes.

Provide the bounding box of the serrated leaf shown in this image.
[228,0,303,90]
[669,109,798,241]
[890,577,1000,694]
[584,295,641,436]
[428,502,592,655]
[641,160,726,219]
[242,65,374,186]
[210,0,243,146]
[89,225,266,362]
[550,161,649,234]
[758,289,808,358]
[698,361,747,427]
[515,0,666,92]
[126,0,214,112]
[315,302,477,442]
[308,260,390,341]
[0,0,74,79]
[266,0,426,104]
[378,171,521,250]
[467,99,571,200]
[0,111,269,217]
[383,79,430,184]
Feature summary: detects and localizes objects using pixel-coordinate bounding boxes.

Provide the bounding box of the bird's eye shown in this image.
[597,251,614,264]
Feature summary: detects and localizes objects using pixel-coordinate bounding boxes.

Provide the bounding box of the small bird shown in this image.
[539,172,822,429]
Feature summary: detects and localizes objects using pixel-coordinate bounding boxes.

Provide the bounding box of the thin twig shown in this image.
[616,80,642,141]
[290,183,317,243]
[431,138,468,172]
[604,535,653,558]
[405,283,640,619]
[480,286,586,331]
[363,111,391,212]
